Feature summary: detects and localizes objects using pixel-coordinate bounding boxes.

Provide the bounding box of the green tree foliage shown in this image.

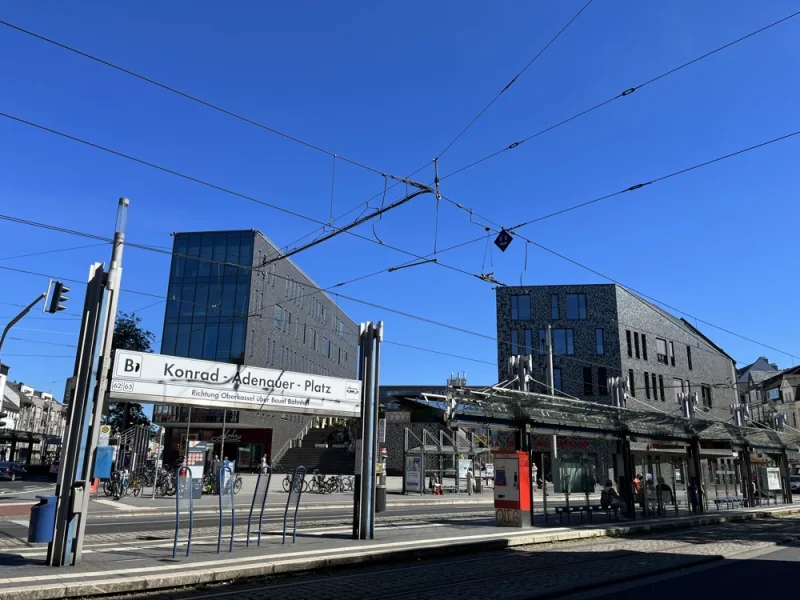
[105,312,156,434]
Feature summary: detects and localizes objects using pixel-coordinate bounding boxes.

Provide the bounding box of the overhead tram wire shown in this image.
[435,0,595,161]
[283,0,597,253]
[0,117,489,284]
[438,9,800,182]
[0,247,747,393]
[0,19,388,179]
[0,242,110,261]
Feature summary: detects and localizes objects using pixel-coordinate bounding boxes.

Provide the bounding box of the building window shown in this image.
[285,311,291,334]
[553,368,562,392]
[552,329,574,355]
[551,294,559,319]
[673,378,684,403]
[272,340,276,364]
[322,337,330,359]
[596,329,604,355]
[658,375,665,402]
[644,371,651,399]
[651,373,658,401]
[266,339,271,364]
[634,332,640,359]
[273,306,282,330]
[669,341,675,366]
[249,330,255,357]
[510,330,519,355]
[626,330,632,357]
[687,345,693,371]
[628,369,636,396]
[701,384,713,408]
[642,334,648,361]
[510,295,531,321]
[656,338,668,364]
[566,294,587,319]
[583,367,593,396]
[598,367,608,395]
[538,329,547,353]
[767,388,780,402]
[524,329,532,355]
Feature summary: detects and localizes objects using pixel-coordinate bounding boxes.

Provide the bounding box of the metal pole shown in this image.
[370,321,382,536]
[152,426,163,500]
[359,323,376,539]
[220,409,227,462]
[546,325,554,395]
[48,263,105,567]
[74,198,128,565]
[185,407,192,463]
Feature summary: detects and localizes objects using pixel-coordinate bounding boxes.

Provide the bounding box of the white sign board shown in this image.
[109,351,362,418]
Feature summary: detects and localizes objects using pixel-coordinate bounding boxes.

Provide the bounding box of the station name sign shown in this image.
[109,351,362,418]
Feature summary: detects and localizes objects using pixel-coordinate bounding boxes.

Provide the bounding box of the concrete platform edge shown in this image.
[3,505,799,600]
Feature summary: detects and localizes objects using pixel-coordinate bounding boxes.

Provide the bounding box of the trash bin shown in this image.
[475,477,482,493]
[28,495,57,543]
[375,483,387,513]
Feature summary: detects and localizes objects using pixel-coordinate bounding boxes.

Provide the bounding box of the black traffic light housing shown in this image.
[0,411,9,429]
[46,280,70,314]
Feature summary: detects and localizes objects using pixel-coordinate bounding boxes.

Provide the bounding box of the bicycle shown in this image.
[234,474,243,495]
[282,473,308,493]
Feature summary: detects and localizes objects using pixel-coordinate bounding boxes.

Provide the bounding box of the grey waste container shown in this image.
[28,495,57,543]
[376,483,387,512]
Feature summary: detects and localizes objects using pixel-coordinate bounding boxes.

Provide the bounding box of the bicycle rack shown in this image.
[247,466,272,547]
[173,467,194,558]
[282,466,306,544]
[217,466,235,553]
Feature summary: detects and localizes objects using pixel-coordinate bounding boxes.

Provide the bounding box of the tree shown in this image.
[105,312,156,434]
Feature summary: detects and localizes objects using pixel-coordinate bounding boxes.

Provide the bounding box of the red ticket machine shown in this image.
[493,450,532,527]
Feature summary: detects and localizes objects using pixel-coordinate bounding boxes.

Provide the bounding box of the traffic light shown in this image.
[45,280,70,314]
[0,412,9,429]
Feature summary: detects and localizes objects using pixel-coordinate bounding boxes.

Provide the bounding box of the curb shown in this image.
[84,497,494,520]
[3,505,799,600]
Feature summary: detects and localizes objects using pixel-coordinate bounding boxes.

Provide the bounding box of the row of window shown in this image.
[509,327,606,357]
[625,330,694,371]
[625,370,713,408]
[261,338,334,376]
[172,232,254,281]
[510,293,588,321]
[270,306,350,366]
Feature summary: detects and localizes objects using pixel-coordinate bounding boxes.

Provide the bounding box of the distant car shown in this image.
[790,475,800,493]
[49,461,60,481]
[0,462,26,481]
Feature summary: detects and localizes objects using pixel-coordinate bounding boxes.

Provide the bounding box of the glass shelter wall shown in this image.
[161,231,253,362]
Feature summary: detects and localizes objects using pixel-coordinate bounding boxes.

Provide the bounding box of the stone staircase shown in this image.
[277,427,354,474]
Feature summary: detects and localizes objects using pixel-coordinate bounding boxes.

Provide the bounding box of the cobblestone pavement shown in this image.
[126,516,800,600]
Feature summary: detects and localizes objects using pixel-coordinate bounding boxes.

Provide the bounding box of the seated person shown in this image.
[600,480,626,517]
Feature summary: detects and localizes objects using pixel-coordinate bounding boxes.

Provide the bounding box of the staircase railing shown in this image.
[271,420,312,468]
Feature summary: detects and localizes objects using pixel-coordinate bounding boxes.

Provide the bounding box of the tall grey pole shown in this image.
[370,322,383,532]
[359,323,376,539]
[73,198,128,564]
[152,426,163,500]
[546,325,554,394]
[48,263,106,566]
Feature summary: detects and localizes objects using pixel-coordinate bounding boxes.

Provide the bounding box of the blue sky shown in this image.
[1,1,799,398]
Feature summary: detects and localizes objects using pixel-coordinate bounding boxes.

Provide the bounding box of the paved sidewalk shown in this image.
[1,499,799,599]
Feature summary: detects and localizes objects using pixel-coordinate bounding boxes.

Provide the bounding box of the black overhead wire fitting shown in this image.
[433,0,596,161]
[439,9,800,182]
[0,19,388,179]
[371,175,389,245]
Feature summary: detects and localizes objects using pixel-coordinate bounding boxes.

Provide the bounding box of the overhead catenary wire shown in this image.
[438,9,800,182]
[0,19,389,178]
[434,0,595,161]
[0,242,110,261]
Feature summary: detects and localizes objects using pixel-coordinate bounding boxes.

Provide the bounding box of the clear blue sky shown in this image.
[1,1,799,399]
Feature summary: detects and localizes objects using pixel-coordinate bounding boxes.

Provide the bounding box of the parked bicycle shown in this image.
[282,472,308,493]
[104,470,128,500]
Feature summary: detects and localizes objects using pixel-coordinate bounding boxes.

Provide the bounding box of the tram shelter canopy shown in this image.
[442,386,798,453]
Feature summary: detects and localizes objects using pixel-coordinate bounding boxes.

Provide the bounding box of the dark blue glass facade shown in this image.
[161,231,253,363]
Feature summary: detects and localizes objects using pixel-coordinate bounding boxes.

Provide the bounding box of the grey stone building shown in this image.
[153,229,358,468]
[495,284,738,423]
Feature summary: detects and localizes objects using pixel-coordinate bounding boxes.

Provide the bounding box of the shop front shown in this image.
[163,426,272,472]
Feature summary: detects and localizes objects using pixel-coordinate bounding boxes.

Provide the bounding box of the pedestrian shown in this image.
[688,477,700,513]
[600,480,626,520]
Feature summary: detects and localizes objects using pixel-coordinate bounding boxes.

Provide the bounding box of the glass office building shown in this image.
[161,230,254,363]
[156,229,358,468]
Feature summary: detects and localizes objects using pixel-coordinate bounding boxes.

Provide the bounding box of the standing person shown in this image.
[260,455,268,472]
[688,477,700,513]
[211,455,221,494]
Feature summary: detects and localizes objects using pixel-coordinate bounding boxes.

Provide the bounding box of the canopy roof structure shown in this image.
[443,385,798,453]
